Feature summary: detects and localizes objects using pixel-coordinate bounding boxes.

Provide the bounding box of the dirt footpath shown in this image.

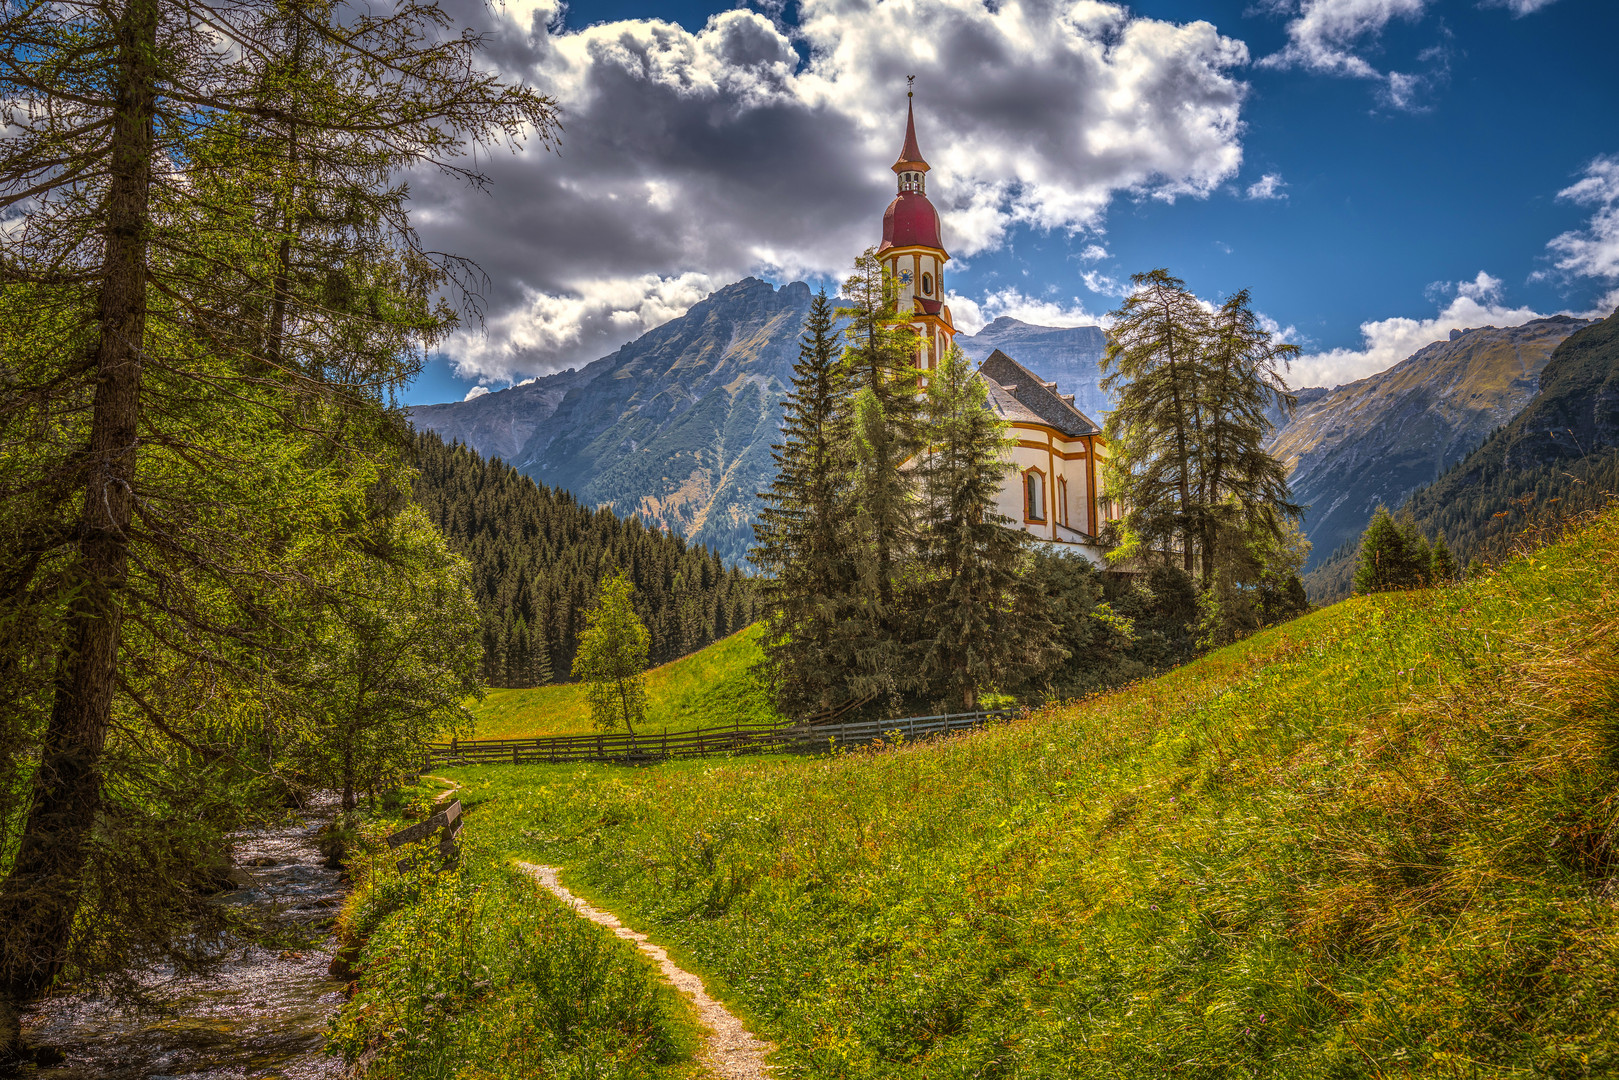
[517,862,775,1080]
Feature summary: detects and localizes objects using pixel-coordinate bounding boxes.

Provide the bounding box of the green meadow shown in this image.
[468,625,781,739]
[368,506,1619,1077]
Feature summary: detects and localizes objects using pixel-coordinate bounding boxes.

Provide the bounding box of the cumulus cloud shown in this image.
[1291,271,1551,388]
[949,287,1107,335]
[416,0,1251,382]
[1545,155,1619,284]
[1257,0,1445,108]
[1080,270,1132,298]
[1246,173,1287,200]
[447,271,722,384]
[463,385,491,400]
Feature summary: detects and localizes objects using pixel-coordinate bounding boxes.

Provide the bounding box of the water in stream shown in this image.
[19,796,348,1080]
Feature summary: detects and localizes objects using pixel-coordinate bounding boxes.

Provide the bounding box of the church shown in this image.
[875,96,1120,564]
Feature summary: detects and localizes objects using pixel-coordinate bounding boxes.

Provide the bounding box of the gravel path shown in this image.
[517,862,775,1080]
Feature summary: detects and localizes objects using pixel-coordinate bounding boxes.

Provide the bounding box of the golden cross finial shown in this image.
[907,74,915,98]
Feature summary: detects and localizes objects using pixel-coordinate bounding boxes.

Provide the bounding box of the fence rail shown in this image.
[423,709,1017,768]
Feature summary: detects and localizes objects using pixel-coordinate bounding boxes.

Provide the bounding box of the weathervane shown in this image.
[907,74,915,98]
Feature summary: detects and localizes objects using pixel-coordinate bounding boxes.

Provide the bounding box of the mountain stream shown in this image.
[18,796,348,1079]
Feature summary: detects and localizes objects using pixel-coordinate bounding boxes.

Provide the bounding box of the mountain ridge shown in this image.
[1265,314,1591,573]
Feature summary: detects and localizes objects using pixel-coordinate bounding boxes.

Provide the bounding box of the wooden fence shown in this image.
[422,709,1017,768]
[386,799,462,874]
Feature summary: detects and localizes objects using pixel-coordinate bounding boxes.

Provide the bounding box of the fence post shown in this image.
[513,744,519,765]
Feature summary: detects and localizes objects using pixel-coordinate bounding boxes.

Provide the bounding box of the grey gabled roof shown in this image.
[977,349,1102,438]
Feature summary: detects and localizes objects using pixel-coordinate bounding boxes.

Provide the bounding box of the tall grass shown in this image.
[329,812,700,1078]
[470,626,779,739]
[444,506,1619,1078]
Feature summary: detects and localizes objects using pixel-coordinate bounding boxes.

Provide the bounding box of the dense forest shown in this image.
[1305,308,1619,600]
[413,434,759,688]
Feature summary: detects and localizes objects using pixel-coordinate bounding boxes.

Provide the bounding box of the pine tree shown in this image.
[915,346,1060,709]
[572,571,651,737]
[837,249,924,708]
[751,290,871,717]
[1353,507,1431,593]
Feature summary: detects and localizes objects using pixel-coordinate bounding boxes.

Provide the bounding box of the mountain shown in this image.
[1265,315,1591,577]
[412,278,815,564]
[1302,307,1619,600]
[956,317,1111,420]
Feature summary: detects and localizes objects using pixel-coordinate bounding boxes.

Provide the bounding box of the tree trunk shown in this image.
[0,0,158,1055]
[341,743,356,812]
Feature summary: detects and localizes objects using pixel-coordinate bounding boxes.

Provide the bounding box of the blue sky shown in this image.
[405,0,1619,405]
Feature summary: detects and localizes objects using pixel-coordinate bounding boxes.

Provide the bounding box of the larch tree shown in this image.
[0,0,555,1051]
[1198,288,1302,587]
[1102,270,1302,596]
[1101,269,1211,574]
[572,571,651,739]
[915,345,1060,710]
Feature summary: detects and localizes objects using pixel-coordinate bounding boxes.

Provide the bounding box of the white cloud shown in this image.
[948,287,1106,336]
[1257,0,1446,108]
[416,0,1251,381]
[463,385,491,401]
[1481,0,1560,14]
[1081,270,1131,298]
[1246,173,1287,200]
[1259,0,1427,77]
[1545,155,1619,284]
[446,271,721,384]
[1291,271,1550,387]
[1079,244,1111,262]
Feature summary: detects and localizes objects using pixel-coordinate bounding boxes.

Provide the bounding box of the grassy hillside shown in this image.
[445,506,1619,1078]
[468,625,780,738]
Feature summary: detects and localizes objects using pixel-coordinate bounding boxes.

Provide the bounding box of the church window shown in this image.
[1057,476,1069,528]
[1024,469,1045,522]
[921,272,933,296]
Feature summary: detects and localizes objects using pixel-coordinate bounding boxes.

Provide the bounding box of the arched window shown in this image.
[1024,469,1045,522]
[921,272,933,296]
[1057,476,1069,528]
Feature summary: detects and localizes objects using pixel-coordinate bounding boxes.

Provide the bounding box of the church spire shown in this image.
[893,81,929,192]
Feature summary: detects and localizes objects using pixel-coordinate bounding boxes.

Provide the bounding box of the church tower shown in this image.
[878,92,954,370]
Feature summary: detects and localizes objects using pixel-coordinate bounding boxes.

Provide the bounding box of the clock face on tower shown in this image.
[897,269,913,284]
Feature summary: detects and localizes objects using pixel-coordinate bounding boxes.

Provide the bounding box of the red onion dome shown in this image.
[878,191,943,253]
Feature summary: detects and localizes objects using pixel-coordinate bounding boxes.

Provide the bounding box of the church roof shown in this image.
[894,97,929,172]
[978,349,1102,438]
[878,191,943,253]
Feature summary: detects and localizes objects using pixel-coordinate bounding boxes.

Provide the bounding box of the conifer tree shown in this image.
[1353,507,1432,593]
[1102,271,1302,585]
[1198,289,1302,587]
[572,571,650,738]
[751,290,867,718]
[1101,270,1210,573]
[915,346,1059,709]
[837,249,923,708]
[0,0,554,1047]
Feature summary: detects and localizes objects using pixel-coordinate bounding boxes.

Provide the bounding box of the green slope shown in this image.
[446,505,1619,1078]
[468,625,779,738]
